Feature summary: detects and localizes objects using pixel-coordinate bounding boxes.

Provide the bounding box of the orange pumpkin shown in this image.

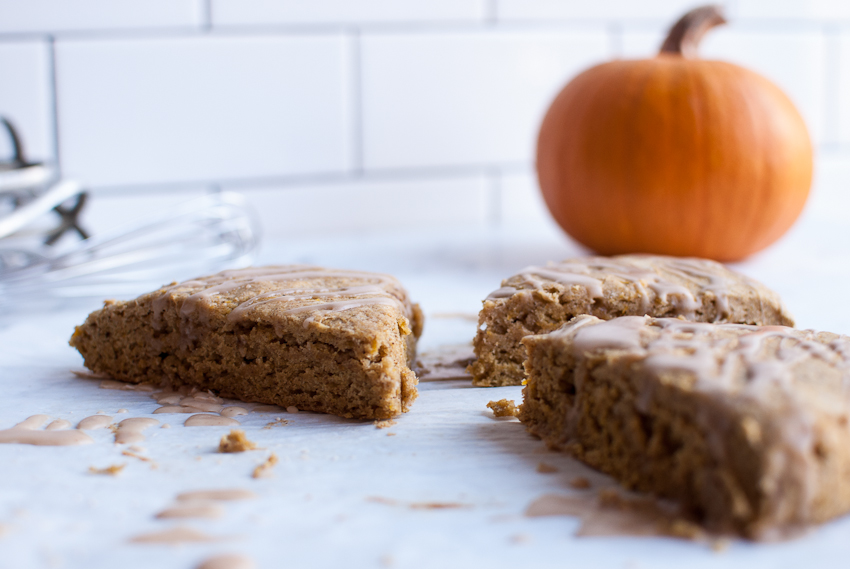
[536,5,813,262]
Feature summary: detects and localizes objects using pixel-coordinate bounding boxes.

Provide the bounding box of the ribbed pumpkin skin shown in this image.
[536,55,813,262]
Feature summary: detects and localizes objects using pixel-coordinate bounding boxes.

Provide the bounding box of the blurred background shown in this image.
[0,0,848,242]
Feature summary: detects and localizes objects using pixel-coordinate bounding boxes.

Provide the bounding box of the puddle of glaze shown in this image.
[179,399,223,413]
[100,380,155,392]
[154,406,199,414]
[156,503,224,520]
[45,419,71,431]
[77,415,113,430]
[196,554,255,569]
[220,407,248,418]
[0,429,94,446]
[129,526,229,544]
[115,418,159,444]
[154,394,183,405]
[177,489,257,502]
[71,370,112,380]
[12,415,50,430]
[188,392,223,404]
[185,414,240,427]
[416,343,475,381]
[524,491,707,540]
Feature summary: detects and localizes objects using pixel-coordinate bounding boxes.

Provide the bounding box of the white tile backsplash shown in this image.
[233,174,489,238]
[0,0,203,34]
[361,30,609,170]
[736,0,850,20]
[212,0,487,26]
[496,0,703,21]
[498,169,554,227]
[622,28,826,145]
[55,35,351,188]
[79,188,209,235]
[0,1,846,238]
[0,41,54,164]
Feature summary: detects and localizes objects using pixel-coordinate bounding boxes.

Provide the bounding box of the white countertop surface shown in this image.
[3,174,850,568]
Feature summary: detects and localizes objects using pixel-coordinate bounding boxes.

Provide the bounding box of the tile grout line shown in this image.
[201,0,213,32]
[348,28,364,175]
[46,35,62,175]
[607,21,623,58]
[823,25,841,147]
[487,167,502,227]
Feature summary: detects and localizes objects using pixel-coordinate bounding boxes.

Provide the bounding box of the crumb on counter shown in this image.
[252,453,279,478]
[487,399,519,418]
[536,462,558,474]
[570,476,591,489]
[262,418,289,429]
[375,420,396,429]
[89,464,125,476]
[219,429,258,453]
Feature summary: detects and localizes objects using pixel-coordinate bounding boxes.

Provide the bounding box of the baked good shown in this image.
[520,315,850,538]
[70,266,424,419]
[470,255,794,386]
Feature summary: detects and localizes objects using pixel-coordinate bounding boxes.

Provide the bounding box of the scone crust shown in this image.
[70,266,424,419]
[520,316,850,538]
[471,255,794,386]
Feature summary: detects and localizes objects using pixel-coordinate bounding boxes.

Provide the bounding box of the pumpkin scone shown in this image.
[469,255,793,387]
[520,316,850,539]
[70,266,424,419]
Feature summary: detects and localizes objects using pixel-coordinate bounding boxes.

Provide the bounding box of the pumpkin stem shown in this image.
[659,5,726,58]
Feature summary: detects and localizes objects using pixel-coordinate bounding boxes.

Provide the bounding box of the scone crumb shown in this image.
[286,406,299,414]
[262,418,289,429]
[122,450,153,462]
[387,432,397,437]
[665,518,704,541]
[252,453,279,478]
[536,462,558,474]
[711,538,730,552]
[487,399,519,418]
[219,429,258,453]
[569,476,591,489]
[89,464,125,476]
[375,420,397,429]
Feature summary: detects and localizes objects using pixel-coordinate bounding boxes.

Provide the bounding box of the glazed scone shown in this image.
[70,266,424,420]
[520,316,850,538]
[470,255,794,386]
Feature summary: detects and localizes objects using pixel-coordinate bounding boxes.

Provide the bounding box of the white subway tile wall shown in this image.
[0,42,53,162]
[0,0,203,34]
[0,0,846,241]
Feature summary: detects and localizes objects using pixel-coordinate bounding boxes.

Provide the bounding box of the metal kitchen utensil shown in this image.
[0,191,260,309]
[0,116,89,245]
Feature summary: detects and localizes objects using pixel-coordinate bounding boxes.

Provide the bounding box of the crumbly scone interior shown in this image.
[470,255,794,387]
[520,316,850,538]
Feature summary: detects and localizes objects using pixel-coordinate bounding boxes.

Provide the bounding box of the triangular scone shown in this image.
[471,255,794,386]
[71,266,424,419]
[521,316,850,538]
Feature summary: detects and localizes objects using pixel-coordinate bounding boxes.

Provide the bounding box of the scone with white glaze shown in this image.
[70,266,424,419]
[520,316,850,538]
[470,255,794,386]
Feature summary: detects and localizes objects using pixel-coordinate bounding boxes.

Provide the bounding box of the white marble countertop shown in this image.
[3,174,850,568]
